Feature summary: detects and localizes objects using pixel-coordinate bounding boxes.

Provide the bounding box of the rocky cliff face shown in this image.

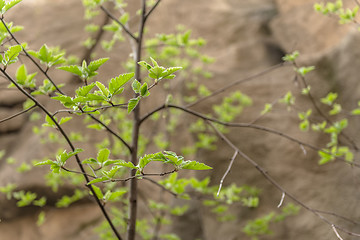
[1,0,360,240]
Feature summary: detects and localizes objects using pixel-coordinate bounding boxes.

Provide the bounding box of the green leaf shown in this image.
[96,81,110,98]
[15,64,26,84]
[138,60,152,70]
[321,92,338,106]
[57,65,83,77]
[59,117,72,125]
[131,79,141,93]
[88,176,109,185]
[3,45,21,66]
[97,148,110,164]
[82,158,98,165]
[115,159,137,169]
[88,58,109,72]
[106,190,127,201]
[37,211,46,226]
[75,83,95,96]
[43,115,57,128]
[91,185,103,199]
[140,82,150,97]
[180,160,212,170]
[109,72,134,95]
[128,97,140,113]
[4,0,22,13]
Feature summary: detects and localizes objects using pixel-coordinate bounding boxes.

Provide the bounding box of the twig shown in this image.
[61,166,96,179]
[142,176,178,198]
[100,5,138,42]
[144,0,162,21]
[86,112,132,153]
[216,150,237,196]
[0,104,36,124]
[332,224,344,240]
[185,62,286,108]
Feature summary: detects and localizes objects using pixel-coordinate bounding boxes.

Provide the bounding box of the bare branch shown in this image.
[185,62,286,108]
[100,5,138,42]
[0,105,36,124]
[216,150,237,196]
[144,0,162,21]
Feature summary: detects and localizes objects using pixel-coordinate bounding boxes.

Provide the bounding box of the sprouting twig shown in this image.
[217,150,237,196]
[277,192,285,208]
[332,224,344,240]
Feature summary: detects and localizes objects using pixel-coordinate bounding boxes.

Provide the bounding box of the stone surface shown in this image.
[1,0,360,240]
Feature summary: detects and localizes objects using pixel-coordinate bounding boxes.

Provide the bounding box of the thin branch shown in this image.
[106,169,177,183]
[142,176,178,198]
[0,105,36,124]
[185,62,286,108]
[207,120,360,238]
[144,0,162,21]
[80,110,132,154]
[141,103,360,167]
[61,166,96,179]
[216,150,237,196]
[127,1,147,239]
[100,5,138,42]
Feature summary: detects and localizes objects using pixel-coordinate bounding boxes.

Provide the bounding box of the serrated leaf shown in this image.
[180,160,212,170]
[109,72,134,95]
[34,159,54,166]
[82,158,98,164]
[59,117,72,125]
[95,81,110,98]
[150,57,159,67]
[114,159,137,169]
[128,97,140,113]
[57,65,83,77]
[76,83,96,96]
[103,166,121,178]
[88,58,109,72]
[3,45,21,66]
[106,190,127,201]
[138,60,152,70]
[4,0,22,13]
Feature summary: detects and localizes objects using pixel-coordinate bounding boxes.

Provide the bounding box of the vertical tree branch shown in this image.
[127,1,147,240]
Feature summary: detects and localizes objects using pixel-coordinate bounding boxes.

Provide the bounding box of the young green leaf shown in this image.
[128,97,140,113]
[88,58,109,72]
[180,160,212,170]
